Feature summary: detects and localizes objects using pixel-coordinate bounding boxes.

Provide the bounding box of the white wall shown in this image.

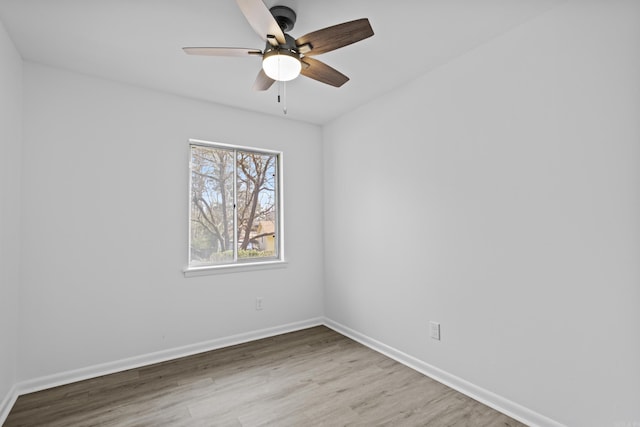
[0,18,22,413]
[19,63,324,381]
[323,1,640,426]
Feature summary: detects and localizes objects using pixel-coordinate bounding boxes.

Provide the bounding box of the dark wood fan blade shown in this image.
[183,47,262,57]
[253,68,276,91]
[300,57,349,87]
[295,18,373,56]
[236,0,286,46]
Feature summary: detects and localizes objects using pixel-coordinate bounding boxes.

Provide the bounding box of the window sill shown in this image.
[183,260,288,277]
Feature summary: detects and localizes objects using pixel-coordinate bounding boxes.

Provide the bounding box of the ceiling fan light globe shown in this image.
[262,50,301,82]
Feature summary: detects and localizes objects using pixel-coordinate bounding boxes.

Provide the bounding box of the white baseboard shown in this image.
[2,317,564,427]
[0,383,18,426]
[2,317,322,424]
[323,317,566,427]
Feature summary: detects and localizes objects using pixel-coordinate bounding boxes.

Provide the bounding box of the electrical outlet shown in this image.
[256,297,263,311]
[430,321,441,341]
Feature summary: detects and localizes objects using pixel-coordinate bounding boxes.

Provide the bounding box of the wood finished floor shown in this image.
[4,326,527,427]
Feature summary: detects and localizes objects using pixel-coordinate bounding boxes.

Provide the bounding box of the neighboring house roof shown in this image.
[256,221,275,234]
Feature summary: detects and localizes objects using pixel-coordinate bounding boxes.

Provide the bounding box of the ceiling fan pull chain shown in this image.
[283,81,288,115]
[276,80,287,114]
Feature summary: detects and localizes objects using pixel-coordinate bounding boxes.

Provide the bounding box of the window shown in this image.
[187,140,283,271]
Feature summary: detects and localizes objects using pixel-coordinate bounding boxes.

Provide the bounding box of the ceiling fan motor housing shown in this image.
[270,6,297,32]
[264,33,298,53]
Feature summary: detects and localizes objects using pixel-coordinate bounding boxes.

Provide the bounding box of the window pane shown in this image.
[190,146,235,265]
[236,152,277,260]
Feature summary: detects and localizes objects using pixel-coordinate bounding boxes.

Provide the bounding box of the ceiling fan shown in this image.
[183,0,374,91]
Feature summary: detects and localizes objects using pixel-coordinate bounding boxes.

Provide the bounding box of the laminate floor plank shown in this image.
[4,326,527,426]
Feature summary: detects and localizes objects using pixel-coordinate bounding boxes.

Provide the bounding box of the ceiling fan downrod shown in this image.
[269,6,297,32]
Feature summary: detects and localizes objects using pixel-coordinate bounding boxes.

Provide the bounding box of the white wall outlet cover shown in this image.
[430,321,441,340]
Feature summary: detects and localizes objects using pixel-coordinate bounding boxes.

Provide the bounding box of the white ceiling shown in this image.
[0,0,562,124]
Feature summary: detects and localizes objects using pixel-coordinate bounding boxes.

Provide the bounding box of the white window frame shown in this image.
[184,139,286,277]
